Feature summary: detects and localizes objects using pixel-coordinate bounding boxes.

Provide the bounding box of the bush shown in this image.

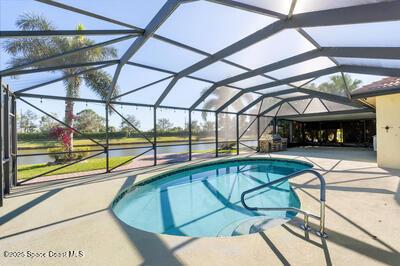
[48,147,91,163]
[219,142,236,150]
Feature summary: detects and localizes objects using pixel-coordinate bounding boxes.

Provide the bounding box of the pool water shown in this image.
[112,159,311,237]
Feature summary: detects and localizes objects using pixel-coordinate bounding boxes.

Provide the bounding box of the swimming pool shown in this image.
[112,158,312,237]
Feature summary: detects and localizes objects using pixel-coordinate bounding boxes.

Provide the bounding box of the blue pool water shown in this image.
[112,159,312,237]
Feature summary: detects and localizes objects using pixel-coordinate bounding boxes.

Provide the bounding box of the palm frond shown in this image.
[83,69,118,100]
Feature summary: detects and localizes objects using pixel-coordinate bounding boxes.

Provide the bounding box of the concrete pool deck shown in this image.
[1,147,399,265]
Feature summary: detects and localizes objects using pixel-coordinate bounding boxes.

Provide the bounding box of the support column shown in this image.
[188,110,192,161]
[153,107,157,166]
[236,114,239,155]
[215,112,218,158]
[257,116,260,151]
[11,95,17,185]
[3,88,10,194]
[0,83,4,206]
[363,120,367,144]
[105,104,109,172]
[273,117,277,135]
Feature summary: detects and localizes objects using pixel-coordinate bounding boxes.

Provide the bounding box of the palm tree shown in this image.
[304,74,362,95]
[3,13,119,152]
[201,86,253,141]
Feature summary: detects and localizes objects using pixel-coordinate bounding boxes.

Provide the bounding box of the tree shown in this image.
[304,74,362,95]
[157,118,173,132]
[19,110,38,133]
[4,13,119,152]
[201,86,252,141]
[120,114,141,136]
[75,109,105,132]
[202,121,215,133]
[39,113,59,133]
[185,120,201,134]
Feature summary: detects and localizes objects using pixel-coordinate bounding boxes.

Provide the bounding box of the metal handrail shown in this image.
[241,169,327,238]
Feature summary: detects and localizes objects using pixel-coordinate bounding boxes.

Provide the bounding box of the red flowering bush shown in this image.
[48,126,91,162]
[50,126,73,151]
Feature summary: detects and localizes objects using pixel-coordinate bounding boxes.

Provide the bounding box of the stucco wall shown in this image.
[376,93,400,169]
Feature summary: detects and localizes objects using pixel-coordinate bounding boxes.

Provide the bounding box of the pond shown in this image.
[17,141,257,165]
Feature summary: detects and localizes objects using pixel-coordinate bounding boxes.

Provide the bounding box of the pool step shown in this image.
[218,216,289,236]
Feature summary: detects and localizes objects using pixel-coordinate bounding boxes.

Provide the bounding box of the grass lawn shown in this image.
[18,136,214,149]
[17,149,237,180]
[17,156,133,180]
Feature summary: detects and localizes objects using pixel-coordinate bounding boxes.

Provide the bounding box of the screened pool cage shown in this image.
[1,0,400,205]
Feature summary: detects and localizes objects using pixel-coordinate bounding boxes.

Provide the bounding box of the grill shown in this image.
[260,134,287,152]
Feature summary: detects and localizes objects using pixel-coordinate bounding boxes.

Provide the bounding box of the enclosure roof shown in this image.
[1,0,400,118]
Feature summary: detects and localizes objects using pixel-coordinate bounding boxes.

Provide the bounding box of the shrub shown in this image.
[48,147,91,163]
[219,142,236,150]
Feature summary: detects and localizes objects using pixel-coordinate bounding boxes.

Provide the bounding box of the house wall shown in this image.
[376,93,400,169]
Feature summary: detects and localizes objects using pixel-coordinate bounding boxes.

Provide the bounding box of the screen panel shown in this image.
[156,0,277,53]
[222,92,261,113]
[118,77,173,104]
[321,100,359,112]
[304,21,400,47]
[156,108,189,164]
[198,86,241,110]
[230,75,273,88]
[191,110,216,160]
[301,74,348,96]
[277,102,298,116]
[217,113,237,157]
[191,61,246,82]
[294,0,389,14]
[304,98,328,114]
[0,0,127,31]
[259,97,281,114]
[226,29,315,69]
[57,0,167,28]
[116,64,171,97]
[233,0,292,15]
[259,116,274,139]
[161,78,212,108]
[131,38,206,72]
[11,65,118,100]
[288,98,312,114]
[265,57,336,80]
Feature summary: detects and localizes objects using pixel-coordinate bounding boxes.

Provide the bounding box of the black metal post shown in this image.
[257,115,260,151]
[11,94,17,186]
[105,104,109,172]
[3,88,10,194]
[273,117,277,134]
[215,112,219,158]
[363,120,367,144]
[188,110,192,161]
[236,114,239,155]
[340,121,344,146]
[0,82,3,206]
[153,107,157,165]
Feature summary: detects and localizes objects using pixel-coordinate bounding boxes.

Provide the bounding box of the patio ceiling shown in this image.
[1,0,400,118]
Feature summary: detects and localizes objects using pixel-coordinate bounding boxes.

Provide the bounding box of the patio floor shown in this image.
[1,147,399,265]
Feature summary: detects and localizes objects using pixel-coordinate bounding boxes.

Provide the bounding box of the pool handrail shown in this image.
[240,169,327,237]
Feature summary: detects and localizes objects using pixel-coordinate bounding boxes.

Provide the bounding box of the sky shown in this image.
[1,0,396,130]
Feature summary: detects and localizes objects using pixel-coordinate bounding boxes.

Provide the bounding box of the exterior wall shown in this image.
[376,93,400,169]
